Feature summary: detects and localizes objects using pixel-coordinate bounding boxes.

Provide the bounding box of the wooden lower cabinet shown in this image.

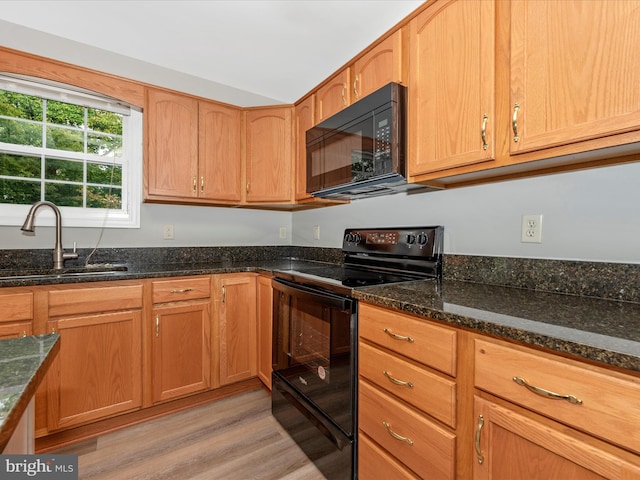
[149,276,212,403]
[256,274,273,389]
[358,432,419,480]
[46,309,142,431]
[151,301,211,403]
[214,273,257,385]
[0,289,33,339]
[473,396,640,480]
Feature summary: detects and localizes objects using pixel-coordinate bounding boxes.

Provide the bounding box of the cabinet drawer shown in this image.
[358,432,419,480]
[152,276,211,304]
[359,303,457,376]
[48,283,143,317]
[359,341,456,428]
[475,338,640,454]
[0,291,33,322]
[359,380,455,480]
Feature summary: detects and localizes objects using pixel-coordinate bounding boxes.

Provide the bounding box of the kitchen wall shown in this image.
[294,161,640,264]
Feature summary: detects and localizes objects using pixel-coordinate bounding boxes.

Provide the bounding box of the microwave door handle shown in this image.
[273,279,352,311]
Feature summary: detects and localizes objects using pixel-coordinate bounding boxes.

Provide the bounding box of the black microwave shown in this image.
[306,82,416,200]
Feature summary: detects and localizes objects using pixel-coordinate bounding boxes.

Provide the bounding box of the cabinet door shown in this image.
[408,0,495,176]
[510,0,640,155]
[152,301,211,403]
[145,88,199,199]
[256,275,273,389]
[245,107,293,203]
[0,322,32,339]
[199,100,242,202]
[294,95,315,201]
[315,69,352,124]
[47,311,142,430]
[473,397,640,480]
[216,274,257,385]
[353,29,405,102]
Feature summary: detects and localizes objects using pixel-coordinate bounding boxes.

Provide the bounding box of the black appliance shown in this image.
[271,226,443,480]
[306,83,434,200]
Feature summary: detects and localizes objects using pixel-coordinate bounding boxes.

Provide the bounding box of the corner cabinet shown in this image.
[408,0,495,178]
[43,282,143,432]
[214,273,257,385]
[244,106,294,203]
[145,88,242,204]
[150,276,211,404]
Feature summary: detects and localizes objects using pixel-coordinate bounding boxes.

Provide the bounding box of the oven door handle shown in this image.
[273,278,353,311]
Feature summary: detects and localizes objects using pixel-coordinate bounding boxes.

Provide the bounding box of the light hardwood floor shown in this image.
[55,388,326,480]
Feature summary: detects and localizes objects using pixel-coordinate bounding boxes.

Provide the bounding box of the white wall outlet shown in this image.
[313,224,320,240]
[521,214,543,243]
[163,224,174,240]
[279,226,287,239]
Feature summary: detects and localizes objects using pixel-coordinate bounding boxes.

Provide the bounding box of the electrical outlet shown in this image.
[279,227,287,239]
[521,214,542,243]
[163,224,174,240]
[313,225,320,240]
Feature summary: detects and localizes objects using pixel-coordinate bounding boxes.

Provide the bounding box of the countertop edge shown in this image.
[0,335,60,452]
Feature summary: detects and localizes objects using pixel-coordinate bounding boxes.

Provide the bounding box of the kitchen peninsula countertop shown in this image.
[1,259,639,373]
[0,334,60,452]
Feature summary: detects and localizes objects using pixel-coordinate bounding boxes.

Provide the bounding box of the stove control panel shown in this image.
[343,226,443,258]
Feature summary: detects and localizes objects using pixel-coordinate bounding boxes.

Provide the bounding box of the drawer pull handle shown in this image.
[383,328,414,343]
[383,370,414,388]
[382,421,413,446]
[155,314,160,337]
[170,288,194,294]
[475,415,485,464]
[513,376,583,405]
[481,113,489,150]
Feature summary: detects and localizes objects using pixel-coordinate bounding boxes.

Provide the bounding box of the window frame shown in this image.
[0,74,141,228]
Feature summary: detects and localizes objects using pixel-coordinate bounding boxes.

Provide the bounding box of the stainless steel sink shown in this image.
[0,265,129,281]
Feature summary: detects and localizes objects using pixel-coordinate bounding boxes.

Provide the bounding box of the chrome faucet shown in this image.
[21,201,78,270]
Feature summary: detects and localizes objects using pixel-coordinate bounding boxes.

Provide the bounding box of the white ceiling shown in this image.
[0,0,424,105]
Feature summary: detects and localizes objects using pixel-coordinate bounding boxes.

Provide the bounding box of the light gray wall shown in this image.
[292,162,640,264]
[1,203,292,249]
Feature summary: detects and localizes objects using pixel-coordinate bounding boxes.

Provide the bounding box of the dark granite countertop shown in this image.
[1,259,639,374]
[0,334,60,451]
[353,279,640,373]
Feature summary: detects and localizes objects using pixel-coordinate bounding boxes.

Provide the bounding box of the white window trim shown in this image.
[0,75,142,229]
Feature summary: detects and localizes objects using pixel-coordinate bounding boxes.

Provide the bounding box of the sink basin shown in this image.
[0,264,129,281]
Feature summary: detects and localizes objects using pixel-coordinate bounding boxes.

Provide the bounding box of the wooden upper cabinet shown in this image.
[145,88,199,199]
[353,29,405,102]
[510,0,640,155]
[145,88,243,203]
[315,68,352,124]
[315,29,405,125]
[199,100,243,202]
[408,0,495,178]
[245,106,294,203]
[295,95,315,200]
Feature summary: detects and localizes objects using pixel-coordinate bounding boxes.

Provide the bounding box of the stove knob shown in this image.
[344,233,354,243]
[417,233,429,245]
[406,234,416,245]
[354,233,361,244]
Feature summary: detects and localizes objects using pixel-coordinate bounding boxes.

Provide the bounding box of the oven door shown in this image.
[272,278,356,436]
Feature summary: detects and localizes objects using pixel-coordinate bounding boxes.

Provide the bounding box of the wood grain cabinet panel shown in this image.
[152,276,211,304]
[408,0,495,177]
[47,310,142,430]
[358,432,419,480]
[0,289,33,339]
[215,274,257,385]
[473,396,640,480]
[245,107,294,203]
[256,275,273,390]
[359,381,456,480]
[509,0,640,155]
[475,338,640,454]
[353,29,405,101]
[359,303,457,376]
